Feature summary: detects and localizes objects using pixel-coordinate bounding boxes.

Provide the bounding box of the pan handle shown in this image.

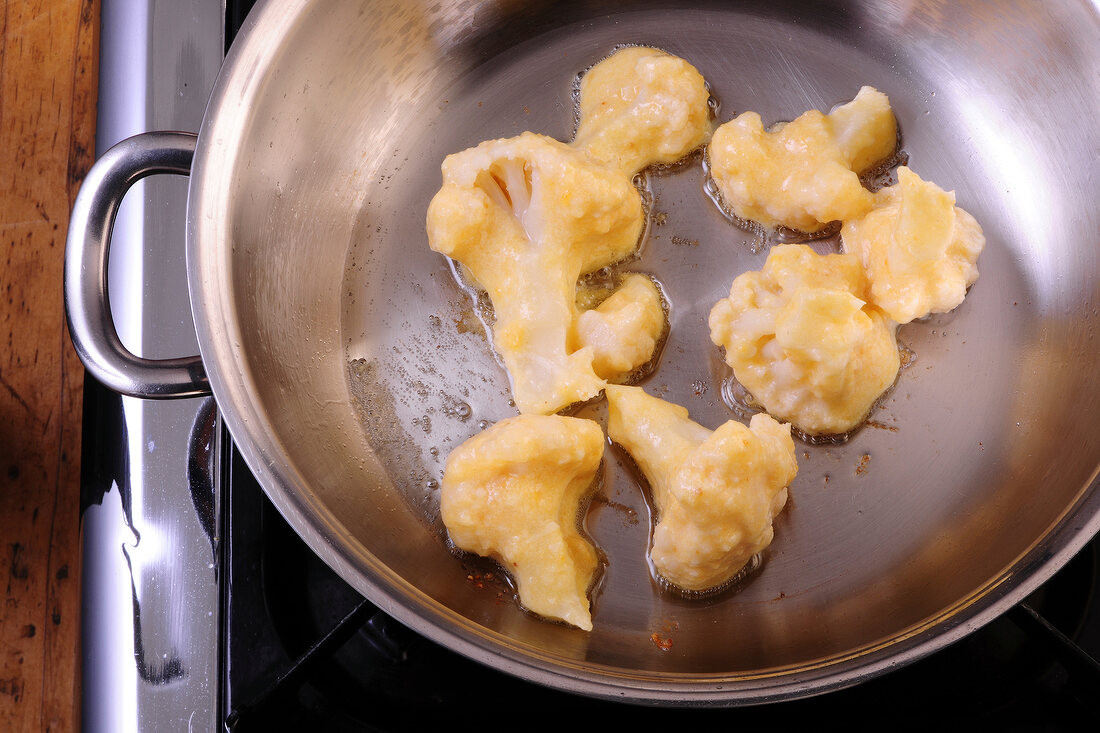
[65,131,211,399]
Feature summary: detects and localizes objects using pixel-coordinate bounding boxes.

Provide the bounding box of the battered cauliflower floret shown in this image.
[841,166,985,324]
[426,49,711,414]
[440,414,604,631]
[709,244,900,435]
[572,273,666,380]
[426,132,644,414]
[707,86,898,233]
[605,385,797,592]
[573,46,714,174]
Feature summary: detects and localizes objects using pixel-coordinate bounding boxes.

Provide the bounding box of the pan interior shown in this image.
[197,0,1100,696]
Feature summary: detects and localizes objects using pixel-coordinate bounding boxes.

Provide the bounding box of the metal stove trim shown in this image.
[80,2,225,731]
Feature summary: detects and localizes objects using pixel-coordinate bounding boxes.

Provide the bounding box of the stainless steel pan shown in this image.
[66,0,1100,704]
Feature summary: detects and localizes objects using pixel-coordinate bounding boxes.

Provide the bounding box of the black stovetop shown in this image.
[219,440,1100,732]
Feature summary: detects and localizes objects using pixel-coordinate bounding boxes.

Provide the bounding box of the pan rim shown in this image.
[186,0,1100,704]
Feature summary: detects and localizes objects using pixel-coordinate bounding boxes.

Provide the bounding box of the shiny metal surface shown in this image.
[81,0,1100,704]
[78,1,224,731]
[66,132,209,398]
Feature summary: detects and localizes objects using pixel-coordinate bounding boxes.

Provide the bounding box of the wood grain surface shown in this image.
[1,1,99,731]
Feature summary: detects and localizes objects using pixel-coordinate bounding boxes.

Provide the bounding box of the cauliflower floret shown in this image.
[426,132,644,414]
[604,385,797,592]
[707,86,898,233]
[572,273,666,380]
[426,50,712,415]
[440,414,604,630]
[573,46,714,174]
[827,86,899,175]
[709,244,900,435]
[841,166,985,324]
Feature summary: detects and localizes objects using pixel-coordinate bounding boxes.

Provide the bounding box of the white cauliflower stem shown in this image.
[605,385,797,592]
[707,86,897,232]
[440,414,605,630]
[841,166,985,324]
[426,132,644,414]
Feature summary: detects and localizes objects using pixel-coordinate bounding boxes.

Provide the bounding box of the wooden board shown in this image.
[0,1,99,731]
